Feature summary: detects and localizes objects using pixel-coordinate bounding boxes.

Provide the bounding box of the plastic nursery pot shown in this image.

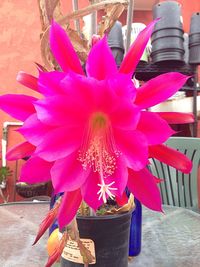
[60,211,132,267]
[152,1,182,31]
[151,48,185,64]
[189,12,200,35]
[151,1,185,64]
[151,34,185,64]
[151,28,183,42]
[189,44,200,65]
[151,30,184,64]
[188,13,200,64]
[189,33,200,46]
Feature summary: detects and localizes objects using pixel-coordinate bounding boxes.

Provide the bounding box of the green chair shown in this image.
[149,137,200,211]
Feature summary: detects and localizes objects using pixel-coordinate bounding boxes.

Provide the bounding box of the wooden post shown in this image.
[90,0,97,37]
[125,0,134,53]
[72,0,81,35]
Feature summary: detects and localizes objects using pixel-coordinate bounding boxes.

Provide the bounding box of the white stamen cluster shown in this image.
[79,136,120,177]
[78,112,120,202]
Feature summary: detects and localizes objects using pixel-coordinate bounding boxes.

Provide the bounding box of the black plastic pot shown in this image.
[151,1,185,63]
[189,12,200,35]
[189,45,200,64]
[151,50,184,63]
[61,211,132,267]
[108,20,124,68]
[189,33,200,46]
[189,13,200,64]
[151,36,184,63]
[151,35,184,49]
[152,1,182,31]
[151,28,183,42]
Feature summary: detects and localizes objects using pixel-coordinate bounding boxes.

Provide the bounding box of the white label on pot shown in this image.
[62,238,96,264]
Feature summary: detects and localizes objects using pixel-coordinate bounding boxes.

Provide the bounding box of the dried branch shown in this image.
[98,3,125,36]
[67,28,89,62]
[40,26,57,70]
[37,0,62,30]
[38,0,128,70]
[40,24,88,70]
[58,0,128,25]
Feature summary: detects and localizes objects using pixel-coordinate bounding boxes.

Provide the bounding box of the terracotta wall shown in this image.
[0,0,90,202]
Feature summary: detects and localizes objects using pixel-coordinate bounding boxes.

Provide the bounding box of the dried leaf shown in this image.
[67,28,89,62]
[38,0,62,30]
[77,239,95,264]
[66,217,80,241]
[34,62,48,72]
[105,194,135,215]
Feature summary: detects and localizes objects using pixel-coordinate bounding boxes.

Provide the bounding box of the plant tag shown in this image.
[62,238,96,264]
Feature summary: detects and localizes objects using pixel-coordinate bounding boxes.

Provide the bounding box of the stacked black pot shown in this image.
[189,12,200,64]
[151,1,185,64]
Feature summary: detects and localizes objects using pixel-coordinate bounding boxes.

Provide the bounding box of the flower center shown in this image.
[78,112,120,202]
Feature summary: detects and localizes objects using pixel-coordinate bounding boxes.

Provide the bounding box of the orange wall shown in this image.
[0,0,91,203]
[0,1,42,202]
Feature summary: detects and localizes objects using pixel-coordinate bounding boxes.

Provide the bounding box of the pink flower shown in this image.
[0,21,193,229]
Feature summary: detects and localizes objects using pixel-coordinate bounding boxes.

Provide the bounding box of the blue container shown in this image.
[129,198,142,256]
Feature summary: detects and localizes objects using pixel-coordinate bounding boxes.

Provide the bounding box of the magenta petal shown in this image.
[50,21,84,75]
[38,71,67,96]
[128,168,162,211]
[35,127,82,161]
[149,144,192,174]
[111,101,140,130]
[0,94,36,121]
[51,151,90,193]
[156,112,194,124]
[134,73,189,109]
[119,20,158,75]
[106,156,128,197]
[19,156,53,183]
[6,141,35,160]
[60,73,96,109]
[108,73,136,100]
[81,172,103,210]
[58,190,82,229]
[17,71,39,92]
[19,114,55,146]
[86,36,118,80]
[34,95,89,127]
[114,129,148,171]
[137,111,175,145]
